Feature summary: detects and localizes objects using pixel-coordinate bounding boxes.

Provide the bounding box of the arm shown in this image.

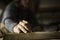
[2,2,18,32]
[2,3,32,33]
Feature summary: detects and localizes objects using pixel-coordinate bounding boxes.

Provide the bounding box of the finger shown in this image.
[13,26,20,34]
[19,20,32,32]
[22,20,28,24]
[22,20,32,32]
[19,21,29,30]
[18,24,27,33]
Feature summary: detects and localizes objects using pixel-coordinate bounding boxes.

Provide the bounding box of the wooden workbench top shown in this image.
[3,32,60,40]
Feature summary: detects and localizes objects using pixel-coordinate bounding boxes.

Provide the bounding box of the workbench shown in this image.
[0,32,59,40]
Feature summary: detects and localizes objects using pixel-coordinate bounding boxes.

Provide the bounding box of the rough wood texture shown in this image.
[3,32,60,40]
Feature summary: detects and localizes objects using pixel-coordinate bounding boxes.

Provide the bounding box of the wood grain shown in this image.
[3,32,60,40]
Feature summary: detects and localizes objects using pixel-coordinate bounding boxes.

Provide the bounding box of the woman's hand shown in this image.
[13,20,32,34]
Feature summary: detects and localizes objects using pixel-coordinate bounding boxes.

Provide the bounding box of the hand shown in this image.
[13,20,32,34]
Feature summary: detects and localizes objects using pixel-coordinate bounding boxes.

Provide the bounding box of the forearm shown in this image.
[4,19,17,32]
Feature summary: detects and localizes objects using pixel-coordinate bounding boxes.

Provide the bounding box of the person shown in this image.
[2,0,39,33]
[2,0,60,33]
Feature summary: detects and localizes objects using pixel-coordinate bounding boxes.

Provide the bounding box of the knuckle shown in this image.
[20,22,25,26]
[23,20,28,24]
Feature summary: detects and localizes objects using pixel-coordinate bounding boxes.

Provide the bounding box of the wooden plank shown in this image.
[0,31,2,38]
[0,38,3,40]
[3,32,60,40]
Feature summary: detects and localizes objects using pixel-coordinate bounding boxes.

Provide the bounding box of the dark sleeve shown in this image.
[2,2,18,32]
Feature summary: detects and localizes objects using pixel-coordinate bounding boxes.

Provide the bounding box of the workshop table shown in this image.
[1,32,60,40]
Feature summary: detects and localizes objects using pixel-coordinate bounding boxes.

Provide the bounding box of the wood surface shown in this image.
[3,32,60,40]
